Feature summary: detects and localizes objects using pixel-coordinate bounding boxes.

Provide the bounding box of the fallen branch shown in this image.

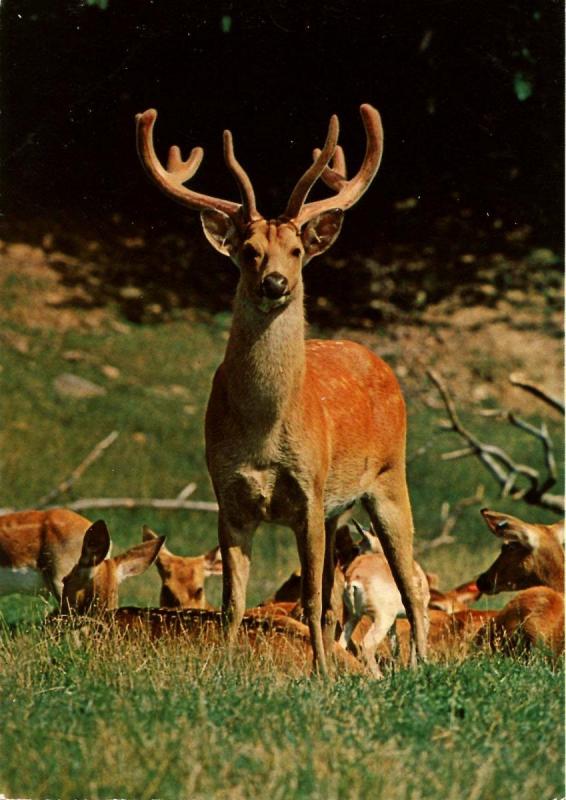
[50,497,219,513]
[416,485,485,552]
[427,369,563,515]
[509,373,564,415]
[176,482,198,501]
[0,497,219,516]
[36,430,120,507]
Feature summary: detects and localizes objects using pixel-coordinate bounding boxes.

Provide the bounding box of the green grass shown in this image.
[0,306,563,799]
[0,622,563,800]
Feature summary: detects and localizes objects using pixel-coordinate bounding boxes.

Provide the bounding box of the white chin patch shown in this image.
[257,295,291,314]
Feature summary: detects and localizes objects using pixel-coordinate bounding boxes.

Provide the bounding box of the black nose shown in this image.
[261,272,288,300]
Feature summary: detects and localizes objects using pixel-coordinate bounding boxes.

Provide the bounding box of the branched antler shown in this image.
[427,369,564,515]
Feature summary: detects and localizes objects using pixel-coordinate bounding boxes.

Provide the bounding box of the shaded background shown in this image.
[1,0,563,322]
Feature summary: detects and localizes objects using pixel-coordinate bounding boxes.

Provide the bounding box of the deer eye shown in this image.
[291,247,302,258]
[243,243,260,262]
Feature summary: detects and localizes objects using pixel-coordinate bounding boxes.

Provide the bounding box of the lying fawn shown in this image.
[0,509,95,603]
[476,508,564,656]
[136,103,427,674]
[426,574,482,614]
[142,526,222,609]
[61,520,165,613]
[89,606,365,676]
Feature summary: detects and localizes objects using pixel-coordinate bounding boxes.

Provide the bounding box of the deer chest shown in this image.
[217,465,308,529]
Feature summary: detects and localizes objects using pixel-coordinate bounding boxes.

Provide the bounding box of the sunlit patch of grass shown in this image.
[0,620,562,800]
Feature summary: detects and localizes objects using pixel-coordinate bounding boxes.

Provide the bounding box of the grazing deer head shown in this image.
[61,521,165,613]
[0,509,95,603]
[476,508,564,594]
[142,526,222,609]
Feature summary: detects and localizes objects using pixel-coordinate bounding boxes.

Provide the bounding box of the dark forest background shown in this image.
[0,0,563,321]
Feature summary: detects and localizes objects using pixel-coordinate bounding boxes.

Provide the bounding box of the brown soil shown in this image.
[1,232,563,417]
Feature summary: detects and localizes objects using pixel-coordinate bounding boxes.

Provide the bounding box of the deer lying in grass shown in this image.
[336,522,499,669]
[142,526,222,609]
[475,509,564,657]
[0,509,96,604]
[79,606,364,676]
[426,574,482,614]
[255,522,493,671]
[136,103,428,675]
[60,520,164,613]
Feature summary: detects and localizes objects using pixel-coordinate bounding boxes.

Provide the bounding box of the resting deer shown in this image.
[426,575,482,614]
[0,509,97,603]
[61,520,165,613]
[142,526,222,609]
[476,508,564,656]
[136,103,427,675]
[68,606,365,676]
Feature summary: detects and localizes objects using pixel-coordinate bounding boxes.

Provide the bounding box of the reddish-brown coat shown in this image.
[475,509,564,658]
[136,104,427,674]
[0,509,93,601]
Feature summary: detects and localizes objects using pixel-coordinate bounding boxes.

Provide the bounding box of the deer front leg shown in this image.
[218,513,255,645]
[322,517,339,656]
[294,506,327,677]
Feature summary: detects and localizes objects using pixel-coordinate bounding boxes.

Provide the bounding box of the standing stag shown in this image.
[136,104,427,674]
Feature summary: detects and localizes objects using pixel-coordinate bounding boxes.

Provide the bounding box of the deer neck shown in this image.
[537,547,565,593]
[223,283,306,431]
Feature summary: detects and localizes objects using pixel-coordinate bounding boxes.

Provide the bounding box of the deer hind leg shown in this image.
[363,472,427,665]
[294,506,328,677]
[218,513,256,645]
[358,612,393,679]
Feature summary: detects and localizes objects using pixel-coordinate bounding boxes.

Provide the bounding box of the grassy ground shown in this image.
[0,621,563,800]
[0,264,564,799]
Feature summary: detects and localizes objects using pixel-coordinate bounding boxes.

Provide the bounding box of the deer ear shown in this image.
[301,209,343,263]
[78,520,111,567]
[201,209,240,256]
[203,545,223,577]
[481,509,539,549]
[115,536,166,583]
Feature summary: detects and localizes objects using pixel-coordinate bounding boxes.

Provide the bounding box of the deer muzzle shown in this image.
[261,272,289,300]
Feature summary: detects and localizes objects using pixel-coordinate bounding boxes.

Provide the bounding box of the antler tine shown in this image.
[282,114,340,221]
[223,130,261,222]
[136,109,242,219]
[166,144,204,183]
[291,104,383,227]
[312,145,347,191]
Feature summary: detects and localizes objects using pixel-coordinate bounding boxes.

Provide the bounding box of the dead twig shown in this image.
[509,373,564,415]
[36,431,120,507]
[0,497,219,516]
[416,485,485,552]
[175,482,197,501]
[427,369,563,515]
[0,431,216,517]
